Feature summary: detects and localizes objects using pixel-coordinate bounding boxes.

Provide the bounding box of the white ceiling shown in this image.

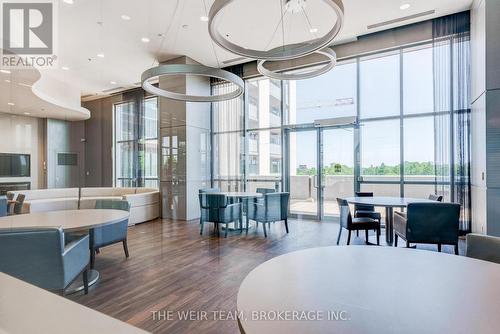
[6,0,475,106]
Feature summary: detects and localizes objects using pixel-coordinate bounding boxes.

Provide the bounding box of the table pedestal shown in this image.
[385,207,394,245]
[65,269,99,295]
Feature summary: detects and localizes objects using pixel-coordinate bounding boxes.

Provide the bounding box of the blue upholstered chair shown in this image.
[199,193,241,238]
[247,192,289,238]
[0,227,90,294]
[394,202,460,254]
[466,234,500,264]
[199,188,220,226]
[0,195,7,217]
[90,199,130,268]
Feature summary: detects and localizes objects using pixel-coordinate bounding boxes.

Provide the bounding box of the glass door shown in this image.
[286,129,320,219]
[321,128,355,218]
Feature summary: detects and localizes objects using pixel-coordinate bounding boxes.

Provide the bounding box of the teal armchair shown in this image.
[90,199,130,268]
[0,227,89,294]
[466,234,500,264]
[199,193,241,238]
[247,192,289,238]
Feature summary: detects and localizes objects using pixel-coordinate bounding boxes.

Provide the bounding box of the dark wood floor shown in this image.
[68,218,464,334]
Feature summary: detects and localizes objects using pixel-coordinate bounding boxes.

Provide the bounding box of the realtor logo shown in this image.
[1,0,58,68]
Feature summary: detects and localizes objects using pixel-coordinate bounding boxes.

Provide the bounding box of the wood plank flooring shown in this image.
[68,218,463,334]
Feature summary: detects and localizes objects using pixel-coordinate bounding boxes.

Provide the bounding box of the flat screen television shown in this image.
[0,154,30,177]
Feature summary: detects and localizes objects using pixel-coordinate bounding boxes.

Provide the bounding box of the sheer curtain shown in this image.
[433,11,471,233]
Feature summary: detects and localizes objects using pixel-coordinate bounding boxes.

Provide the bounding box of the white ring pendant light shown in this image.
[208,0,344,61]
[257,47,337,80]
[141,64,244,102]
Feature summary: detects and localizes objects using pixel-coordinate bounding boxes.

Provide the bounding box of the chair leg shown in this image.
[356,230,359,237]
[262,222,267,238]
[394,234,398,247]
[376,228,380,245]
[224,224,228,238]
[437,244,442,252]
[454,244,459,255]
[284,219,289,233]
[406,241,410,248]
[82,269,89,295]
[200,221,204,235]
[246,219,249,235]
[95,248,100,254]
[347,230,351,245]
[336,226,342,245]
[90,249,95,269]
[365,229,369,244]
[122,239,129,258]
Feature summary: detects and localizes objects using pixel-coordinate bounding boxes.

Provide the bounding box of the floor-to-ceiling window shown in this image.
[211,41,462,218]
[114,96,158,188]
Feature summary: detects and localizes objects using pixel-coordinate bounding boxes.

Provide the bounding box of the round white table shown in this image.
[0,209,130,294]
[344,197,436,244]
[237,246,500,334]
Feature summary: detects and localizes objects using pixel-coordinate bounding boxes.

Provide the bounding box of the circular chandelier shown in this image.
[208,0,344,61]
[257,47,336,80]
[141,64,244,102]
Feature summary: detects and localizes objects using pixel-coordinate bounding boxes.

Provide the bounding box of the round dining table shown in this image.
[219,192,262,231]
[344,196,436,244]
[237,246,500,334]
[0,209,130,294]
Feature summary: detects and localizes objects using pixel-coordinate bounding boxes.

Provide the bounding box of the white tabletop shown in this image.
[237,246,500,334]
[219,192,262,199]
[0,209,129,232]
[0,272,149,334]
[345,196,436,207]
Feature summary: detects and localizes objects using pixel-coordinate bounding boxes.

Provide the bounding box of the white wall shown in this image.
[0,113,44,189]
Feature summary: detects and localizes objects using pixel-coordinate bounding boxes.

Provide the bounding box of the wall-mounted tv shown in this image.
[0,154,30,177]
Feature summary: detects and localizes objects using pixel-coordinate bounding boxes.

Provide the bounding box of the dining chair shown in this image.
[353,192,381,236]
[89,199,131,269]
[394,202,460,254]
[336,198,380,245]
[0,227,90,294]
[466,234,500,264]
[199,193,241,238]
[199,188,221,226]
[247,192,289,238]
[13,193,25,215]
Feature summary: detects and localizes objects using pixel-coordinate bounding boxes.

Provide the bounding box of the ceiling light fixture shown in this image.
[4,79,10,83]
[400,3,410,10]
[309,28,318,33]
[63,0,74,4]
[257,47,337,80]
[24,112,31,115]
[200,16,209,22]
[0,69,11,74]
[121,14,131,20]
[110,81,117,85]
[62,66,70,70]
[141,64,244,102]
[141,37,150,43]
[208,0,344,61]
[97,53,104,58]
[7,102,15,106]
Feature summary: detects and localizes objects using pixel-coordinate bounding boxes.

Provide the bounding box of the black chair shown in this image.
[336,198,380,245]
[394,202,460,254]
[354,192,381,236]
[13,194,25,215]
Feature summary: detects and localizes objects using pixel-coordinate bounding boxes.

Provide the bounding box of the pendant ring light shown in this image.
[208,0,344,61]
[257,47,336,80]
[141,64,244,102]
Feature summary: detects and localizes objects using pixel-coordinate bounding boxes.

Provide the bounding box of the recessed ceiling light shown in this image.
[7,102,15,106]
[24,112,31,115]
[63,0,74,4]
[400,3,410,10]
[110,81,117,85]
[62,66,70,70]
[200,16,209,22]
[309,28,318,33]
[4,79,10,83]
[141,37,150,43]
[0,69,11,74]
[97,53,105,58]
[121,14,131,20]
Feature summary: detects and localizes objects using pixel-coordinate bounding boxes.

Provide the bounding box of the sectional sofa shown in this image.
[7,187,160,225]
